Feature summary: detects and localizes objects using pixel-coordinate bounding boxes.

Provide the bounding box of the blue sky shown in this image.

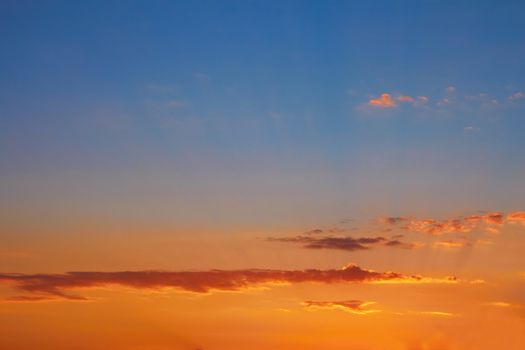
[1,0,525,231]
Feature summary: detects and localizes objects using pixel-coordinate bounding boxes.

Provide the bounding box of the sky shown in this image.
[1,1,525,349]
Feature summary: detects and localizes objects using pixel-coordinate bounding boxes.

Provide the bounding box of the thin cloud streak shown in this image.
[0,265,455,301]
[268,235,417,251]
[367,93,428,108]
[303,300,381,315]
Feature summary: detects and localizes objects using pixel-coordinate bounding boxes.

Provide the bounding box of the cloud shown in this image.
[0,265,454,301]
[417,311,455,317]
[4,295,89,303]
[268,235,417,251]
[485,301,511,307]
[445,86,456,94]
[433,240,466,249]
[434,86,454,106]
[303,300,381,315]
[432,237,494,250]
[367,93,428,108]
[508,92,525,102]
[361,87,525,114]
[380,217,408,225]
[416,96,429,105]
[397,96,415,103]
[368,93,397,107]
[464,126,480,132]
[380,212,506,235]
[507,211,525,225]
[305,229,325,235]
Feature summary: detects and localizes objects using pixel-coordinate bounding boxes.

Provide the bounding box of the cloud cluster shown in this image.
[362,87,525,112]
[268,235,416,251]
[378,211,521,235]
[0,265,454,302]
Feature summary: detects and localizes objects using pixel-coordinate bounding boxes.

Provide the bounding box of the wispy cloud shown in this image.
[485,301,512,307]
[0,265,454,301]
[464,126,480,133]
[303,300,381,315]
[359,86,525,114]
[416,311,456,317]
[508,91,525,102]
[268,235,417,251]
[379,212,507,235]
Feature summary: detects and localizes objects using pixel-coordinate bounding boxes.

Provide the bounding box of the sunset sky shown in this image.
[1,1,525,349]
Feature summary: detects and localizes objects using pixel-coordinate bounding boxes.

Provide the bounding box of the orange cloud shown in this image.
[397,95,414,102]
[417,311,455,317]
[369,93,396,107]
[507,211,525,225]
[402,219,471,235]
[303,300,381,315]
[380,212,506,235]
[433,240,465,249]
[367,93,428,108]
[464,212,504,225]
[0,264,453,301]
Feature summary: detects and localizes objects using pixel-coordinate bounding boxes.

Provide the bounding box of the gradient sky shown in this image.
[1,1,525,349]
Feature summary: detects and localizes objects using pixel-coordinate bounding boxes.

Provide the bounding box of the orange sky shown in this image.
[1,211,525,349]
[2,1,525,349]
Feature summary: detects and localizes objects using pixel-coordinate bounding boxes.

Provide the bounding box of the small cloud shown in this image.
[303,300,381,315]
[305,229,324,235]
[437,86,457,106]
[464,126,480,133]
[470,279,486,284]
[379,217,408,225]
[397,96,414,103]
[485,301,511,307]
[437,97,450,106]
[507,211,525,225]
[433,240,465,249]
[416,96,429,105]
[445,86,457,94]
[417,311,455,317]
[508,92,525,102]
[366,93,428,109]
[368,93,396,108]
